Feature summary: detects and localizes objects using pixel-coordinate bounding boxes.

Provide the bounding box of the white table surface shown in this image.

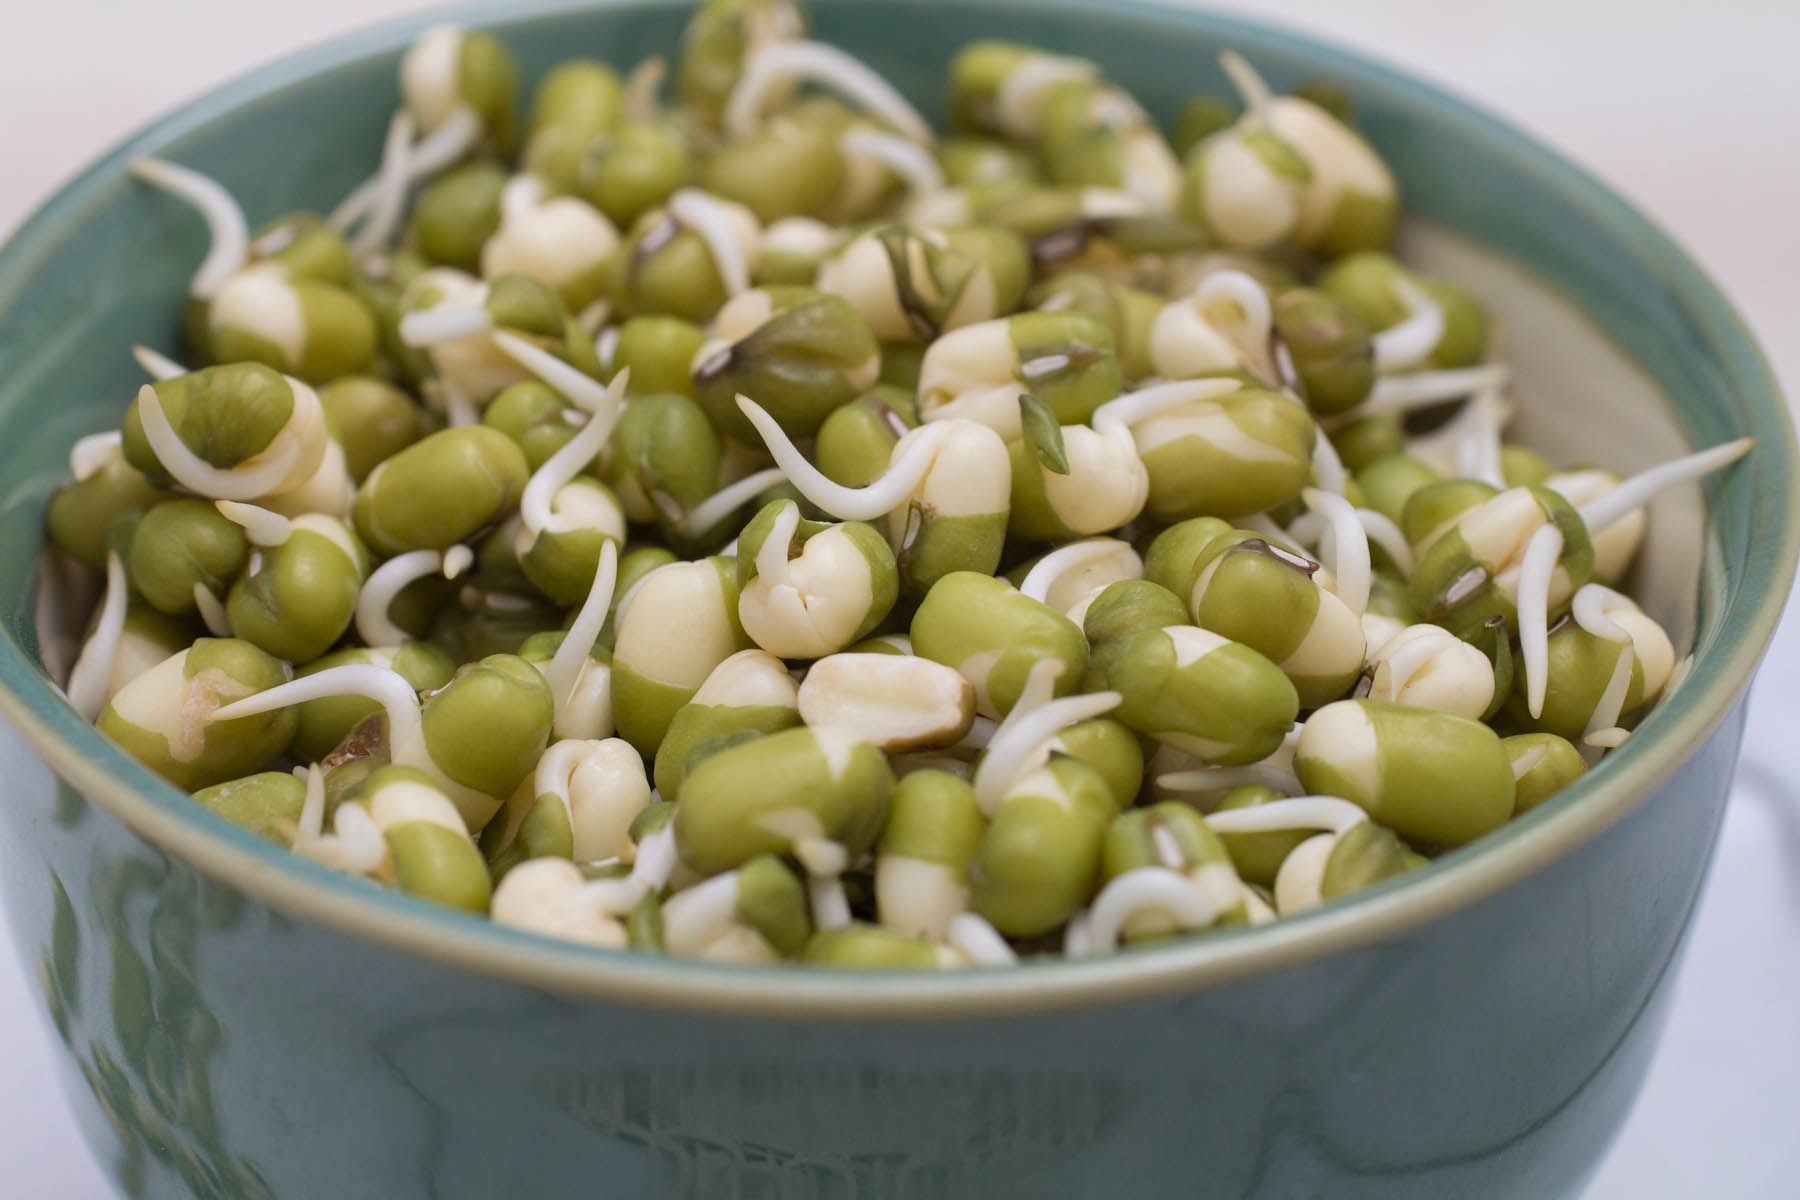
[1,2,1795,1195]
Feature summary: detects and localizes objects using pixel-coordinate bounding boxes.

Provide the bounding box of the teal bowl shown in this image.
[0,2,1793,1197]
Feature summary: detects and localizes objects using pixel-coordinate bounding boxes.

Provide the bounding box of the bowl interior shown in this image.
[0,0,1790,1012]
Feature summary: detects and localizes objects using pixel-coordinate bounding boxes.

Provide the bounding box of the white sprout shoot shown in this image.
[544,538,619,717]
[1454,384,1507,489]
[1090,377,1242,437]
[131,345,186,382]
[1311,425,1348,496]
[1157,727,1303,795]
[519,384,628,536]
[1581,643,1638,761]
[1516,521,1563,719]
[399,296,493,346]
[1202,794,1369,836]
[1585,726,1631,750]
[128,158,248,300]
[753,501,802,588]
[972,660,1121,817]
[1509,741,1550,781]
[290,766,388,876]
[737,393,952,520]
[1240,884,1278,925]
[1372,277,1445,373]
[329,106,481,234]
[839,127,945,198]
[994,54,1095,138]
[1236,512,1309,556]
[211,663,425,764]
[492,330,620,414]
[68,431,123,482]
[355,547,469,647]
[1577,438,1754,533]
[1346,364,1510,422]
[674,467,789,538]
[725,40,933,142]
[65,552,129,720]
[214,501,292,547]
[1302,487,1370,617]
[438,376,478,428]
[1192,269,1273,348]
[1062,909,1094,957]
[134,383,305,500]
[193,583,232,637]
[1571,583,1636,645]
[1018,538,1134,605]
[1084,867,1223,955]
[582,818,679,913]
[1218,51,1274,129]
[1357,508,1415,575]
[808,875,853,930]
[350,111,417,256]
[947,912,1017,966]
[654,867,743,950]
[666,188,751,298]
[622,55,666,123]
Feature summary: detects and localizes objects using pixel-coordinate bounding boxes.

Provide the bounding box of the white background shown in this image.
[0,2,1796,1196]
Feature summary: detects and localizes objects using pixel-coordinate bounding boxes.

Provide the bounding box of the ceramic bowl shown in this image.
[0,2,1792,1197]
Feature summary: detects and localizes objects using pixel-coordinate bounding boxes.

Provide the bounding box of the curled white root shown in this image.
[1090,377,1242,436]
[129,158,248,299]
[947,912,1016,966]
[135,383,304,501]
[1218,51,1274,128]
[1516,521,1564,720]
[726,40,932,142]
[492,331,620,414]
[1372,277,1445,373]
[214,501,292,547]
[973,660,1121,817]
[356,548,464,647]
[839,127,945,198]
[1311,425,1348,497]
[329,106,481,235]
[65,552,129,720]
[667,188,750,299]
[210,663,424,756]
[1084,867,1222,955]
[738,394,948,521]
[519,382,627,536]
[1302,487,1369,618]
[545,538,619,717]
[351,110,418,256]
[1018,538,1138,605]
[1571,583,1635,645]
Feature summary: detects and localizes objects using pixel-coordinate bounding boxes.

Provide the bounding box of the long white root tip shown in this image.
[726,40,932,143]
[1218,50,1274,129]
[840,126,945,197]
[131,345,187,382]
[1202,794,1369,836]
[350,110,417,257]
[209,663,423,754]
[974,668,1120,817]
[356,548,444,647]
[214,501,293,547]
[1303,487,1370,617]
[737,394,944,521]
[947,912,1017,966]
[1578,437,1754,533]
[667,188,751,299]
[1516,522,1564,719]
[519,378,627,535]
[1085,867,1221,955]
[135,383,303,501]
[129,157,248,300]
[546,538,619,714]
[1091,377,1242,436]
[1372,277,1445,373]
[492,330,621,415]
[676,467,789,538]
[65,552,130,720]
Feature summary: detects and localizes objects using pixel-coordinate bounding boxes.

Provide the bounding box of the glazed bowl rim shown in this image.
[0,0,1792,1019]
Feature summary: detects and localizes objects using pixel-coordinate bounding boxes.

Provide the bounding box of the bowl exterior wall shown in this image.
[0,694,1744,1200]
